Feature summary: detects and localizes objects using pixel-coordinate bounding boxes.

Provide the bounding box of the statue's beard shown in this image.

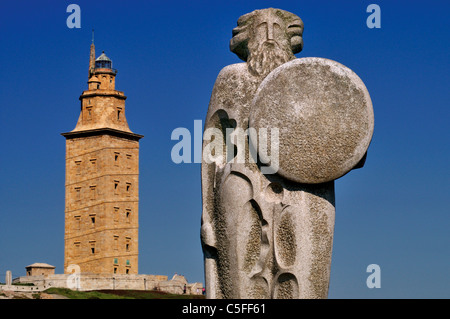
[247,40,295,77]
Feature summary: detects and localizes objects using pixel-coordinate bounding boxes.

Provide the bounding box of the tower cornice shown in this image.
[79,90,127,101]
[62,128,143,141]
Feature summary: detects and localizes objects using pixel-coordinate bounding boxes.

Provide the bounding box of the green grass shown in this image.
[44,288,205,299]
[44,288,130,299]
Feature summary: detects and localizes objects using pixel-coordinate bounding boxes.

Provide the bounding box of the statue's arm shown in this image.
[201,64,243,251]
[201,134,217,252]
[201,66,231,252]
[201,65,238,299]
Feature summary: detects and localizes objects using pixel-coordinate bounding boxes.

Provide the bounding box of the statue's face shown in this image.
[251,11,290,51]
[247,10,295,77]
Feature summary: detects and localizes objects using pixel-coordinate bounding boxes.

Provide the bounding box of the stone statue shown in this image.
[201,8,374,299]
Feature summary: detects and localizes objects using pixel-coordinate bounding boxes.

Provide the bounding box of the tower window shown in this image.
[86,106,92,120]
[114,236,119,250]
[114,180,119,194]
[97,84,100,89]
[114,152,120,166]
[126,209,131,223]
[114,267,117,274]
[90,241,96,254]
[125,237,131,251]
[90,185,97,200]
[126,154,132,169]
[90,158,97,172]
[117,108,122,121]
[75,187,81,201]
[74,242,81,257]
[126,183,131,196]
[90,214,96,227]
[75,161,81,175]
[114,207,119,222]
[74,215,81,230]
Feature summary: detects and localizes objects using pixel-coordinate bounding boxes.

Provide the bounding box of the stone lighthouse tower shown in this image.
[62,39,143,275]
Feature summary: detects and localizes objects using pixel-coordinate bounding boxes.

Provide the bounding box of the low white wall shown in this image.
[1,284,45,293]
[8,274,203,295]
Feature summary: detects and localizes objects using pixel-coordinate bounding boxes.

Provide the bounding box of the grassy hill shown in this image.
[42,288,206,299]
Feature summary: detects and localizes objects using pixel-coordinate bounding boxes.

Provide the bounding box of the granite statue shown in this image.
[201,8,374,299]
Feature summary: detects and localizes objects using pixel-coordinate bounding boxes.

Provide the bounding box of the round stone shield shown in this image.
[249,57,374,184]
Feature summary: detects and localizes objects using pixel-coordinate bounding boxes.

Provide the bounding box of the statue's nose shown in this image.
[267,24,274,40]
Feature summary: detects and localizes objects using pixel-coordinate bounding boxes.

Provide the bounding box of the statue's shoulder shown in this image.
[210,63,250,100]
[206,63,248,122]
[206,62,257,124]
[215,63,248,83]
[218,62,247,73]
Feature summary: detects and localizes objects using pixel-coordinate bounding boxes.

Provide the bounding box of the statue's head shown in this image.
[230,8,304,77]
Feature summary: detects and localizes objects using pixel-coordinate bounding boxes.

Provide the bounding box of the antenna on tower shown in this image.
[89,29,96,77]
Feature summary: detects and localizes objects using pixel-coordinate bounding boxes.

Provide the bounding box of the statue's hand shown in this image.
[201,220,216,249]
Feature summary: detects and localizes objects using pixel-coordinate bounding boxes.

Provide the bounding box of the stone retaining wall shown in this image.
[3,273,202,295]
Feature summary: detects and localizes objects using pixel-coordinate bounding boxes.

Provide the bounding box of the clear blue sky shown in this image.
[0,0,448,298]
